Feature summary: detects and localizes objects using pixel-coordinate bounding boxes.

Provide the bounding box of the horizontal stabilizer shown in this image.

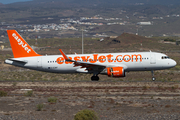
[5,58,28,65]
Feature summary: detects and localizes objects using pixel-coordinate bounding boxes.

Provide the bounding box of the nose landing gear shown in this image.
[151,70,156,81]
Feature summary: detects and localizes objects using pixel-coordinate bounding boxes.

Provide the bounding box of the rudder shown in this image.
[7,30,41,58]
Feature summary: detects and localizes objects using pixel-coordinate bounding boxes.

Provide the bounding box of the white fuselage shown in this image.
[5,52,177,74]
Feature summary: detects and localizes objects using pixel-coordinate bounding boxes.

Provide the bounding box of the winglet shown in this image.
[7,30,41,58]
[59,49,73,62]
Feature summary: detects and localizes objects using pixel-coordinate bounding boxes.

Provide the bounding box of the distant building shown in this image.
[110,36,118,38]
[137,22,152,25]
[1,45,4,50]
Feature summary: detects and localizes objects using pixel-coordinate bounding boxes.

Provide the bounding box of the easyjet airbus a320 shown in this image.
[5,30,176,81]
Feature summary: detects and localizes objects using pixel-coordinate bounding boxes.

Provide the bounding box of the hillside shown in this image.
[4,0,180,7]
[2,32,179,56]
[1,0,180,39]
[31,0,180,6]
[116,33,152,44]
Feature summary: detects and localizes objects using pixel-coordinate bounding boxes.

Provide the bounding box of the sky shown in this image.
[0,0,32,4]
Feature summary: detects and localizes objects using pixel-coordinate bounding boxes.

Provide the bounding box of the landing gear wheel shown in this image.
[151,70,156,81]
[91,76,99,81]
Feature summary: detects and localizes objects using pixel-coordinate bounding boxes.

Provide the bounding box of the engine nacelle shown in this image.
[106,67,125,77]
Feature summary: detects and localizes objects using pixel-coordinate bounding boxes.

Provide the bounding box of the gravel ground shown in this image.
[0,81,180,120]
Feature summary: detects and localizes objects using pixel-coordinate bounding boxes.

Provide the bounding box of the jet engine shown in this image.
[106,67,125,77]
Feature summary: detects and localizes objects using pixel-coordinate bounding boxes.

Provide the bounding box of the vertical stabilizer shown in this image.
[7,30,41,58]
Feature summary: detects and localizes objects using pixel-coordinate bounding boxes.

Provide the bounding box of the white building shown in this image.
[137,22,152,25]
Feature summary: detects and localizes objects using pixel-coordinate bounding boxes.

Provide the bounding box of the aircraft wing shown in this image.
[59,49,106,73]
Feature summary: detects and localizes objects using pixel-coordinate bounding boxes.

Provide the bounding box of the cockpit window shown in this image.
[161,56,170,59]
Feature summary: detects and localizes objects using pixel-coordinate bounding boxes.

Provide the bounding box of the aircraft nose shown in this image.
[170,59,177,67]
[173,60,177,66]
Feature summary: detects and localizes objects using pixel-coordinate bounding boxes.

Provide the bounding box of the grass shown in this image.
[142,86,149,90]
[0,90,7,97]
[74,109,98,120]
[48,97,58,103]
[12,82,17,87]
[36,103,44,111]
[25,90,33,97]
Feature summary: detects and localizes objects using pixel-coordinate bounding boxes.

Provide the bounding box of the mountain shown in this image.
[32,0,180,6]
[6,0,180,7]
[1,0,32,4]
[3,0,180,10]
[0,2,6,8]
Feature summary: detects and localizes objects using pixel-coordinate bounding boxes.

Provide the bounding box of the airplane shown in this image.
[5,30,177,81]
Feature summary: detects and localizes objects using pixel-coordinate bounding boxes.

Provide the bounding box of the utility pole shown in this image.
[136,28,139,35]
[82,27,84,54]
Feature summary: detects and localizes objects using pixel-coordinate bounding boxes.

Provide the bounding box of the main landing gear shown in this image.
[91,75,99,81]
[151,70,156,81]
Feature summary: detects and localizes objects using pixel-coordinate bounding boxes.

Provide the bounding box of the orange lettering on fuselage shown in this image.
[56,54,142,64]
[89,54,98,63]
[98,55,106,63]
[131,54,142,62]
[123,55,131,62]
[116,55,123,62]
[106,54,113,62]
[74,56,80,61]
[81,56,90,62]
[65,57,73,64]
[56,57,64,64]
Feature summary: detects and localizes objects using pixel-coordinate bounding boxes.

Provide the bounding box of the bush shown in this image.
[12,82,17,87]
[48,97,57,103]
[25,90,33,97]
[74,109,98,120]
[164,38,176,42]
[36,103,44,111]
[0,90,7,97]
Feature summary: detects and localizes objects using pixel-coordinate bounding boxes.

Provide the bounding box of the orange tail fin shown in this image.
[7,30,41,58]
